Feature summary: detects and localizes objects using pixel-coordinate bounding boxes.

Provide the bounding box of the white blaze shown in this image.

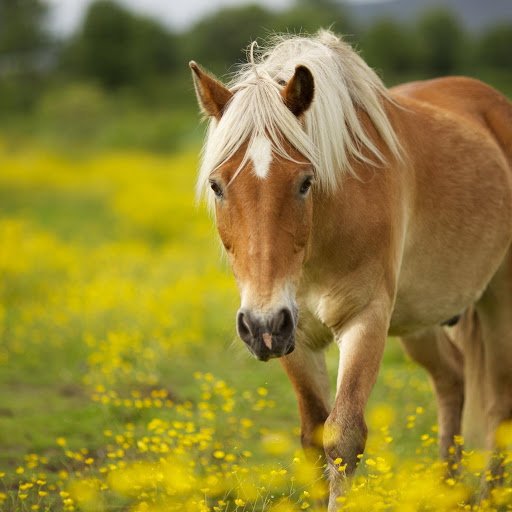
[248,136,272,179]
[240,281,296,320]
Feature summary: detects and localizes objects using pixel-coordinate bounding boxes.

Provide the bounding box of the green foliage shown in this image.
[273,0,352,40]
[182,5,275,76]
[0,0,52,111]
[38,82,109,135]
[62,0,178,89]
[416,8,466,75]
[26,80,200,154]
[0,0,48,55]
[360,19,419,74]
[478,23,512,69]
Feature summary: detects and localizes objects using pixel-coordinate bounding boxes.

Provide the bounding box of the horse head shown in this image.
[190,61,316,361]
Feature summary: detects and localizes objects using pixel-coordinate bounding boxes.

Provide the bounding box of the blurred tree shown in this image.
[360,19,419,76]
[478,23,512,69]
[0,0,52,110]
[416,9,466,76]
[63,0,178,89]
[0,0,49,58]
[274,0,352,38]
[182,5,274,76]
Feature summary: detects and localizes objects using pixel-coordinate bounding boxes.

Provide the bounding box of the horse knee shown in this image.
[298,400,329,454]
[300,426,326,467]
[301,427,322,453]
[323,411,368,476]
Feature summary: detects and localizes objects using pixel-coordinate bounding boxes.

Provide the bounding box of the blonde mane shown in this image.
[197,30,402,201]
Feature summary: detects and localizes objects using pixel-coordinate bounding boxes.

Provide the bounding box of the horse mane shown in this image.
[197,29,402,201]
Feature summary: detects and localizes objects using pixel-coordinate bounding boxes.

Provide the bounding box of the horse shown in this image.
[190,30,512,510]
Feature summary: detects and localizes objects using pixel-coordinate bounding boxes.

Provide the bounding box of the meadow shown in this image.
[0,141,511,512]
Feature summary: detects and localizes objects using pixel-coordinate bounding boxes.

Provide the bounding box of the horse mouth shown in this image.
[249,338,295,362]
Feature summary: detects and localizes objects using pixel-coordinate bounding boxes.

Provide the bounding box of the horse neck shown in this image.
[305,101,404,282]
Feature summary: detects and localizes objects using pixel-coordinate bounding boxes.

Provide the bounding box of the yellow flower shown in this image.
[453,435,464,446]
[496,420,512,449]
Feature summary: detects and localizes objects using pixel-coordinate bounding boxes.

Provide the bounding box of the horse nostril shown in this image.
[274,308,295,339]
[237,309,254,342]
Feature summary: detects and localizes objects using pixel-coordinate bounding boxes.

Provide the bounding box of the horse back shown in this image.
[391,76,512,168]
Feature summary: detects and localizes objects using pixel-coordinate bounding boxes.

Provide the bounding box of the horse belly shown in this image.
[389,133,512,336]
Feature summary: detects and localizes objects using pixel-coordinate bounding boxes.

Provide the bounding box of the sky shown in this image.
[45,0,386,35]
[46,0,293,35]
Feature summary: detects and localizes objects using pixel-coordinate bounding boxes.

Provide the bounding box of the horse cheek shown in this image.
[293,201,313,256]
[215,206,234,254]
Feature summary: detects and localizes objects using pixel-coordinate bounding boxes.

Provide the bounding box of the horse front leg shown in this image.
[280,338,331,462]
[324,308,389,511]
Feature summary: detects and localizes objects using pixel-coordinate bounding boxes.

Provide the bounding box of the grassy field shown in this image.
[0,141,511,511]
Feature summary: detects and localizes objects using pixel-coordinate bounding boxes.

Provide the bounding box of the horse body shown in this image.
[190,31,512,510]
[390,77,512,334]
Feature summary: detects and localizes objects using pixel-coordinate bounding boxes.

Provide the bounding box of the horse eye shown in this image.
[299,177,313,195]
[210,181,224,198]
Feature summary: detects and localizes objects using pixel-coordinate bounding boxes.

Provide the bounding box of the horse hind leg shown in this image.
[400,327,465,474]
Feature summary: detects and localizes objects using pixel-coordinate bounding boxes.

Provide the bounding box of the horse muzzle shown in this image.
[236,307,296,361]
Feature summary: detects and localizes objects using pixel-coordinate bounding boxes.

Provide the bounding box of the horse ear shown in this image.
[282,65,315,117]
[189,61,233,120]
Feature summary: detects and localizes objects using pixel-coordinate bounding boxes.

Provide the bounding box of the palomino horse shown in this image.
[190,30,512,510]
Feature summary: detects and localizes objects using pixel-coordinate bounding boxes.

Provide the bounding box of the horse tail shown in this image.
[484,90,512,172]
